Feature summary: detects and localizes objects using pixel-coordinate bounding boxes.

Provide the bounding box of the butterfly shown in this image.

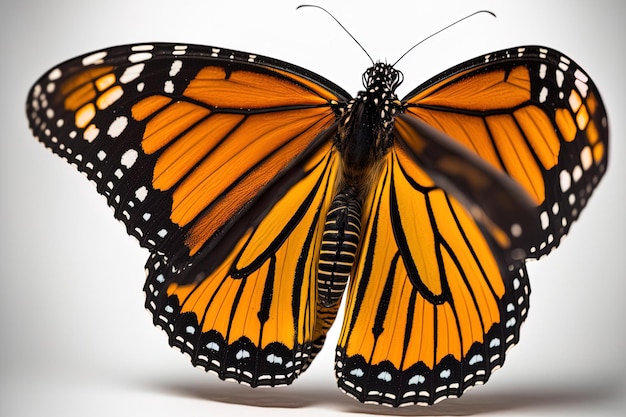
[26,35,607,406]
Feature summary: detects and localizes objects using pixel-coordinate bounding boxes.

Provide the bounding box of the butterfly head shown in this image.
[356,63,404,136]
[361,62,404,93]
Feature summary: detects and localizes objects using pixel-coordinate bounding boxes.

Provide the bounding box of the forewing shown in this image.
[403,45,608,258]
[26,43,349,269]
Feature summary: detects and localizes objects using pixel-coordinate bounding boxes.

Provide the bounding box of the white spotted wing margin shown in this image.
[144,252,320,387]
[336,264,530,406]
[26,44,199,259]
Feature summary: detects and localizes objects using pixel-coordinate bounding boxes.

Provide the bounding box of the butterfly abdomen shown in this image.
[318,187,362,307]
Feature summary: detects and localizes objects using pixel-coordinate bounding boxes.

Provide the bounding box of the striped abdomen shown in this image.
[318,189,362,307]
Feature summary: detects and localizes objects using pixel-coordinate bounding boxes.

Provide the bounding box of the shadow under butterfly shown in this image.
[26,8,608,407]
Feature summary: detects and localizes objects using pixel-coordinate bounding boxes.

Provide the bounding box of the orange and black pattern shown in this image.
[26,42,607,406]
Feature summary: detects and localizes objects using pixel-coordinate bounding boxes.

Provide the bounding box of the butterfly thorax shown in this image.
[336,63,403,195]
[318,63,403,307]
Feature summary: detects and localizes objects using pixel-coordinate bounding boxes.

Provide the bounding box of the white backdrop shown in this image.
[1,1,624,415]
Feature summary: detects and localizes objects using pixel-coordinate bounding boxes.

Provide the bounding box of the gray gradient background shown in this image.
[1,1,624,415]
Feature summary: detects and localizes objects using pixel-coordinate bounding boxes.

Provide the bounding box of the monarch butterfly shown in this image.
[26,22,607,407]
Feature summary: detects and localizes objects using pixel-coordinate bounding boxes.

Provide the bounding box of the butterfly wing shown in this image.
[27,42,349,266]
[402,45,608,258]
[26,43,350,384]
[335,144,530,406]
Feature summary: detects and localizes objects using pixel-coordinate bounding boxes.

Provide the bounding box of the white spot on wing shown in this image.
[84,125,100,142]
[560,170,572,192]
[580,146,593,170]
[572,165,583,182]
[135,186,148,201]
[169,60,182,76]
[469,354,483,365]
[82,51,107,66]
[48,68,62,80]
[236,349,250,360]
[574,69,588,83]
[408,374,425,385]
[575,79,589,97]
[266,354,283,364]
[132,44,154,51]
[120,63,145,84]
[108,116,128,138]
[120,149,138,168]
[377,371,392,382]
[129,52,152,63]
[173,45,188,55]
[556,70,564,87]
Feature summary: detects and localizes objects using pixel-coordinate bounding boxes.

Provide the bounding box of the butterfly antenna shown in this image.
[393,10,496,66]
[297,4,374,64]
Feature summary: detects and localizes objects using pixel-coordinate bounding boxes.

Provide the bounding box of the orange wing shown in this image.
[402,46,608,258]
[335,143,530,406]
[27,43,349,270]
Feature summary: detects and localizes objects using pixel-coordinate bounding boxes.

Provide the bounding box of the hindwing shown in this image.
[335,144,530,406]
